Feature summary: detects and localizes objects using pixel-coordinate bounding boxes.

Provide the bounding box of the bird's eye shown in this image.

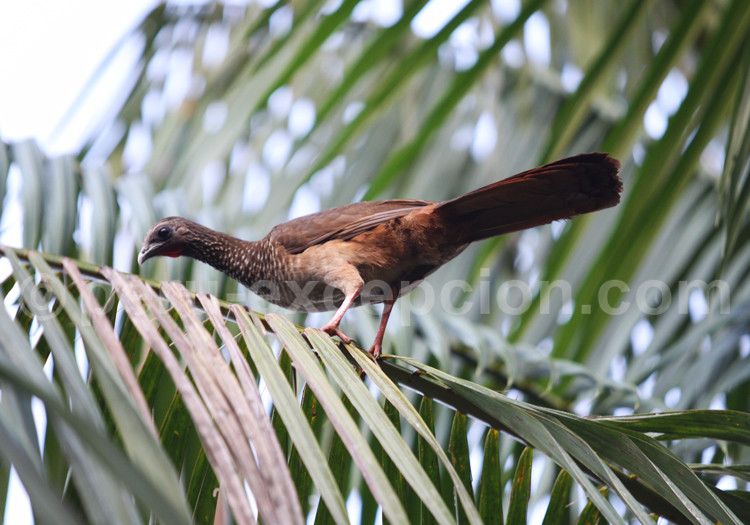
[156,227,171,240]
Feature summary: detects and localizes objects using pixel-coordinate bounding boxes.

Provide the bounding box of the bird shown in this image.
[138,152,622,358]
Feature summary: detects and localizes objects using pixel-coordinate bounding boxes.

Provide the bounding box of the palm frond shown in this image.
[2,247,749,522]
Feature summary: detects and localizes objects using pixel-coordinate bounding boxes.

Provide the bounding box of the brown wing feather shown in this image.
[269,199,431,254]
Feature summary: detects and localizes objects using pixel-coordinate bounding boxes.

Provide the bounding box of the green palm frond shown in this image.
[2,247,749,523]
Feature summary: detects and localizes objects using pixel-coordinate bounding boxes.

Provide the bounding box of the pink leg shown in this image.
[368,286,399,359]
[321,284,362,344]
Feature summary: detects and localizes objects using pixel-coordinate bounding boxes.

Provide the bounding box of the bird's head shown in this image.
[138,216,194,265]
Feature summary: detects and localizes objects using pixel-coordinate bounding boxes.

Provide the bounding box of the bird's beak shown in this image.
[137,245,152,265]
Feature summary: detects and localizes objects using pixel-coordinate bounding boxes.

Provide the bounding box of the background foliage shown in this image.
[1,0,749,523]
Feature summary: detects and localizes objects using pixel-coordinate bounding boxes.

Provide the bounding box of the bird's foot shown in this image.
[367,343,382,360]
[321,324,356,345]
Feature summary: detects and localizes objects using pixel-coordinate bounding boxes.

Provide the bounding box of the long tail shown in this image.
[435,153,622,244]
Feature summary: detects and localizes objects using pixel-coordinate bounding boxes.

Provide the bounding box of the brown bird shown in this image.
[139,153,621,358]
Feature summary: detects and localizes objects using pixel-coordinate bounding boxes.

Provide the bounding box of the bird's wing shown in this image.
[270,199,431,254]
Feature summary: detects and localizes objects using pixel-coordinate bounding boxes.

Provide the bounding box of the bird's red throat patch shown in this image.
[160,247,184,258]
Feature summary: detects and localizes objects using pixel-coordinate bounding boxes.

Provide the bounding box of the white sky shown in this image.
[0,0,157,151]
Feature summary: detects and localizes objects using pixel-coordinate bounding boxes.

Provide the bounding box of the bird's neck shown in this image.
[182,225,268,287]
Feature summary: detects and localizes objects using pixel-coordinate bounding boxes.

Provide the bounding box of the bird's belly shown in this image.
[250,277,425,312]
[250,253,453,312]
[248,280,342,312]
[247,233,467,312]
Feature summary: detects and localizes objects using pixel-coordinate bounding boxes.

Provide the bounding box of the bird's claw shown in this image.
[322,325,357,346]
[320,324,380,360]
[367,343,382,360]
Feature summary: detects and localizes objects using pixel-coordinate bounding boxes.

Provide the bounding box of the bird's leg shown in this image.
[368,285,399,359]
[321,284,362,344]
